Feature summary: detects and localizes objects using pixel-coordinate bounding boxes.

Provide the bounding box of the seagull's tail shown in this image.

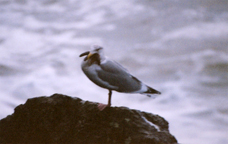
[141,86,161,98]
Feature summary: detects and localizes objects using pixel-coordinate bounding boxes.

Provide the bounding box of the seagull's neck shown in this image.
[100,56,108,64]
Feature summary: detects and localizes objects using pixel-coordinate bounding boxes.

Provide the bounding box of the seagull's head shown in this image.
[79,45,105,61]
[90,45,104,57]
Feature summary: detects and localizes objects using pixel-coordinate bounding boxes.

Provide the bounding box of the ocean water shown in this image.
[0,0,228,143]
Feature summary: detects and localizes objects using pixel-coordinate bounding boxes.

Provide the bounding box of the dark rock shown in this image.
[0,93,177,144]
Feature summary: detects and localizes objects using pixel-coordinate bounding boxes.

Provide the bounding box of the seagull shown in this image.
[79,45,161,110]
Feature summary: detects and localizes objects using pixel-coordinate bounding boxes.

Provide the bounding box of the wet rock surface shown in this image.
[0,94,177,144]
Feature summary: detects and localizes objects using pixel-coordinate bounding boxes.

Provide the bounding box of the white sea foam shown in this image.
[163,22,228,40]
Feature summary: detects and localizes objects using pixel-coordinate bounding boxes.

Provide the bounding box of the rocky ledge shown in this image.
[0,94,177,144]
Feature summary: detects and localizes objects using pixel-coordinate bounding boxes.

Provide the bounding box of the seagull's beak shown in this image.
[79,51,90,57]
[87,52,94,59]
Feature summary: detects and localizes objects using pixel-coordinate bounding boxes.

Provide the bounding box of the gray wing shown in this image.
[97,59,142,92]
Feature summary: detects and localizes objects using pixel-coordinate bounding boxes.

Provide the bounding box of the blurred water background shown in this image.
[0,0,228,143]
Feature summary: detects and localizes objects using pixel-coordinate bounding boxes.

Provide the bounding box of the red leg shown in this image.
[98,90,112,111]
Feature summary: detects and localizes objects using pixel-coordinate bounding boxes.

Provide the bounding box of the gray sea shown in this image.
[0,0,228,143]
